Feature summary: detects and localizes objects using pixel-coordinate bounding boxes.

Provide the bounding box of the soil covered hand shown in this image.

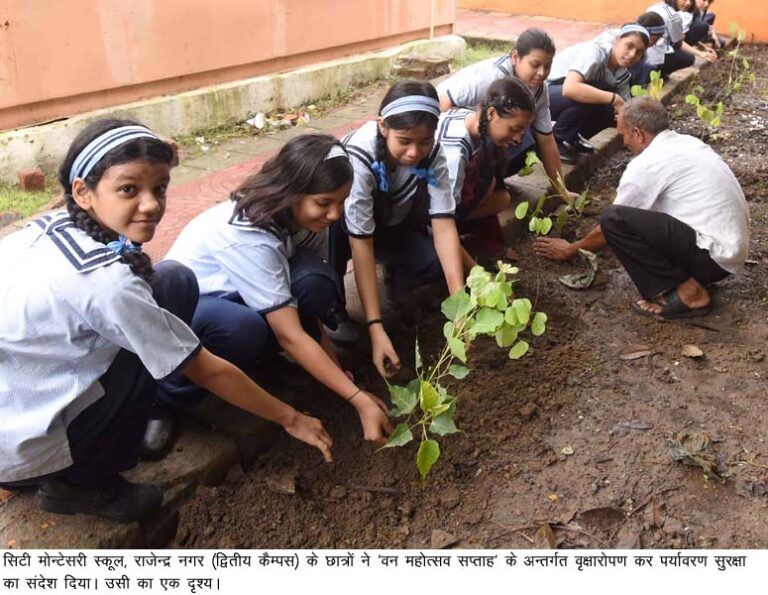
[533,237,576,261]
[699,47,718,62]
[282,410,333,462]
[370,325,401,378]
[353,391,394,445]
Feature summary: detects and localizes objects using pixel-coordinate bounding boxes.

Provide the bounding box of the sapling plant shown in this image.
[684,22,755,128]
[382,263,547,480]
[513,151,589,236]
[631,69,665,100]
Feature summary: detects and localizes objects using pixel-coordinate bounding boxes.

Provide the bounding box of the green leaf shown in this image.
[575,191,588,212]
[416,439,440,480]
[529,216,538,233]
[420,380,441,413]
[711,116,721,128]
[429,403,451,417]
[512,298,532,325]
[517,165,534,176]
[539,217,553,235]
[466,265,491,289]
[514,201,529,219]
[443,321,455,341]
[504,305,518,326]
[441,290,471,322]
[749,73,757,85]
[508,340,530,360]
[524,150,541,167]
[729,21,739,36]
[414,337,422,371]
[650,69,661,83]
[478,283,504,309]
[495,322,518,347]
[531,312,548,336]
[429,401,459,436]
[742,57,750,69]
[476,307,504,331]
[715,101,724,116]
[383,423,413,448]
[448,337,467,363]
[388,383,418,416]
[738,29,746,42]
[630,84,647,97]
[534,192,547,215]
[685,94,700,106]
[448,364,470,379]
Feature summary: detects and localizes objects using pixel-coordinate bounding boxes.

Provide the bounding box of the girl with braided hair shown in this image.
[331,80,464,379]
[436,77,535,265]
[159,133,392,457]
[0,118,333,522]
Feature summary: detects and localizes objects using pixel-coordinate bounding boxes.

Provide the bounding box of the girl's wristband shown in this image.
[346,387,362,402]
[609,93,616,106]
[366,318,384,327]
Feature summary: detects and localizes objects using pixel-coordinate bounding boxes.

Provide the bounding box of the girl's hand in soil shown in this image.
[370,324,401,379]
[352,391,394,445]
[533,237,577,261]
[698,47,718,62]
[282,410,334,462]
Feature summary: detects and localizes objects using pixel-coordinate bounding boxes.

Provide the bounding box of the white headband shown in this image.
[324,144,349,161]
[69,125,159,184]
[620,23,651,44]
[380,96,441,120]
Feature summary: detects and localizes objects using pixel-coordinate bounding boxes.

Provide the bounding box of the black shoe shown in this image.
[574,134,595,153]
[325,311,363,346]
[557,141,579,164]
[33,476,163,523]
[139,416,177,461]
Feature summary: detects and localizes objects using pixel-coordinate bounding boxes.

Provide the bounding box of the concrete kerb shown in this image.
[0,35,466,184]
[0,61,706,549]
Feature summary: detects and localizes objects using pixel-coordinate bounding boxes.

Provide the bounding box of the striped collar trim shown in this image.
[31,212,122,273]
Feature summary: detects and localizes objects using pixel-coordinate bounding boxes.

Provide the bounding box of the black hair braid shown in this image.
[64,193,155,283]
[373,126,393,225]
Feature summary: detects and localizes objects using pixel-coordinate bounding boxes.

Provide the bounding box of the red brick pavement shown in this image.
[146,10,610,259]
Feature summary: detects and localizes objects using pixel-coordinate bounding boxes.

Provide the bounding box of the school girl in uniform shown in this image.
[546,23,652,163]
[332,80,465,379]
[0,119,333,522]
[437,29,575,179]
[436,78,535,265]
[635,0,717,84]
[157,134,391,455]
[686,0,721,48]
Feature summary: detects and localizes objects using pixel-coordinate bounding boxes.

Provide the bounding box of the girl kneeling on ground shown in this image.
[546,23,652,163]
[0,119,333,523]
[332,80,465,379]
[159,134,392,458]
[436,77,535,266]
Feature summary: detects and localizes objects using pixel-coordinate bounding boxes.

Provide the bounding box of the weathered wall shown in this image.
[457,0,767,42]
[0,0,454,131]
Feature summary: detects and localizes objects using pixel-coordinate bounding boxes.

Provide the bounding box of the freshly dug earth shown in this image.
[176,47,768,549]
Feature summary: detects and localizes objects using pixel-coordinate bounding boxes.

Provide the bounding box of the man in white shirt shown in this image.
[534,97,749,318]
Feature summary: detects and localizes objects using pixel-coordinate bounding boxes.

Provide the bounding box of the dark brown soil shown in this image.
[175,47,768,550]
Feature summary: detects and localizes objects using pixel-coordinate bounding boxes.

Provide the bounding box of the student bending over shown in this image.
[0,119,334,523]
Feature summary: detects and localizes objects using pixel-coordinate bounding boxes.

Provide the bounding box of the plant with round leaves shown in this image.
[381,262,547,480]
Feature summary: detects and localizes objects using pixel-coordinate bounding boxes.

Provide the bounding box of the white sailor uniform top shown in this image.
[437,55,553,135]
[0,213,201,482]
[342,120,456,238]
[435,108,485,206]
[645,2,686,67]
[165,200,326,314]
[547,40,632,101]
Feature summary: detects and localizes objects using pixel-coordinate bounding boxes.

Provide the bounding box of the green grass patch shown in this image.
[0,181,55,220]
[452,40,510,70]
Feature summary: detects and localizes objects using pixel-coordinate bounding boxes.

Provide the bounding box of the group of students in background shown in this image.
[0,0,736,523]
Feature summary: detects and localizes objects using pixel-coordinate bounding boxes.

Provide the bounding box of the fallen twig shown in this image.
[347,484,400,495]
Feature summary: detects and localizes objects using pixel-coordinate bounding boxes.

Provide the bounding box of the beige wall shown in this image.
[0,0,454,131]
[458,0,768,42]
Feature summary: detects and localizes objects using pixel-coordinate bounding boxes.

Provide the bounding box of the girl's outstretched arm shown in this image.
[265,305,393,445]
[350,236,402,379]
[563,72,622,109]
[182,348,334,461]
[431,217,466,295]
